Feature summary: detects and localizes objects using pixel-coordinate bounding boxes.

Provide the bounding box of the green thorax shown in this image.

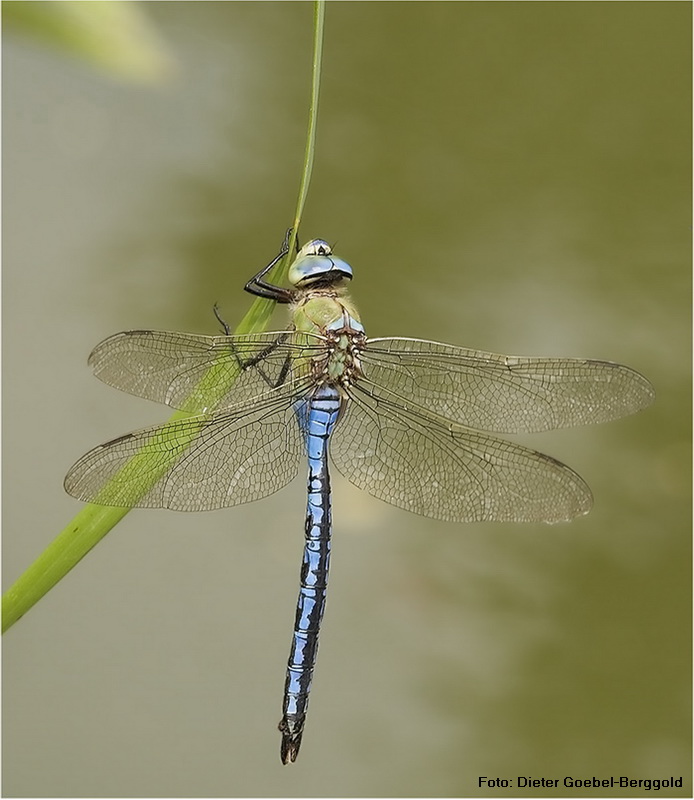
[291,285,363,336]
[291,286,365,386]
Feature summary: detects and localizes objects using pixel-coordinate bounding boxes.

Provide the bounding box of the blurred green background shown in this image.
[3,2,690,796]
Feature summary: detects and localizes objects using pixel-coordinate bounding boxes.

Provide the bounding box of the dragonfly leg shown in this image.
[212,303,231,335]
[282,226,301,254]
[224,332,294,390]
[244,229,299,304]
[213,302,293,388]
[251,350,293,390]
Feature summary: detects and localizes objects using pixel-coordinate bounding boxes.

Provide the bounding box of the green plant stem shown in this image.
[236,0,325,335]
[2,0,326,633]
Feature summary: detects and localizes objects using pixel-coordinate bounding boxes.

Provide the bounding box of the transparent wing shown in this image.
[64,385,307,511]
[361,337,655,433]
[88,329,324,414]
[330,383,592,523]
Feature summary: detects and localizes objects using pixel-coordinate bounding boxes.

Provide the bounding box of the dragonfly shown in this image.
[65,232,654,764]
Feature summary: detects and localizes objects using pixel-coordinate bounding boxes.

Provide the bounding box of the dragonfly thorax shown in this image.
[318,327,366,386]
[292,287,365,389]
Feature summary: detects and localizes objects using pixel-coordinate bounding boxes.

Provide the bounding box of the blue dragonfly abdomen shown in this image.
[280,385,342,763]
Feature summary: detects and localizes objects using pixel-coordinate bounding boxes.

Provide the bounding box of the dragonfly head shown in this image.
[288,239,353,289]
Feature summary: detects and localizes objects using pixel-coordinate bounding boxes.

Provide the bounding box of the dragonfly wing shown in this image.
[330,384,592,523]
[362,337,655,433]
[88,330,322,414]
[64,388,305,510]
